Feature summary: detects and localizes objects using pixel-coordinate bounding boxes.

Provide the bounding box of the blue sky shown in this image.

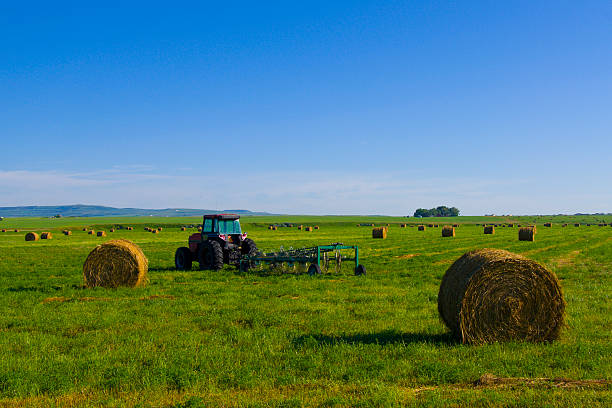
[1,1,611,215]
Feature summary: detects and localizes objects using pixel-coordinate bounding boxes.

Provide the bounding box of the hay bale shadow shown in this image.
[293,330,457,347]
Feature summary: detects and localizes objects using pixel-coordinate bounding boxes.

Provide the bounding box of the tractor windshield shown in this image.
[218,219,241,234]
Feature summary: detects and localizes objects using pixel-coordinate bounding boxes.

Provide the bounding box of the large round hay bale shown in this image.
[484,226,495,234]
[438,248,565,344]
[97,231,106,237]
[418,225,425,231]
[40,232,52,239]
[83,239,148,288]
[25,232,39,241]
[442,226,455,237]
[372,227,387,239]
[63,230,72,236]
[519,227,535,241]
[88,230,95,235]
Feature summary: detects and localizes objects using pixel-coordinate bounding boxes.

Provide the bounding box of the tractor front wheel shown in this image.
[241,238,258,256]
[199,240,224,271]
[175,247,193,270]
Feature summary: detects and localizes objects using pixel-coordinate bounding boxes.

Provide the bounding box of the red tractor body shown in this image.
[175,214,258,270]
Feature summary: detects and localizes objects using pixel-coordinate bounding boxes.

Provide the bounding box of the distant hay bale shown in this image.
[127,227,133,231]
[157,227,162,231]
[298,225,303,230]
[562,224,567,227]
[97,231,106,237]
[110,229,115,232]
[40,232,52,240]
[438,248,565,344]
[372,227,387,239]
[427,224,434,228]
[152,229,158,234]
[418,225,425,231]
[88,230,95,235]
[484,226,495,234]
[305,226,313,232]
[181,227,186,231]
[63,230,72,236]
[453,224,459,228]
[508,224,514,227]
[314,226,319,230]
[83,239,148,288]
[272,226,277,231]
[544,223,552,227]
[400,224,406,228]
[14,229,19,233]
[1,229,6,232]
[442,226,455,237]
[519,227,535,241]
[434,224,439,228]
[25,232,39,241]
[82,228,87,231]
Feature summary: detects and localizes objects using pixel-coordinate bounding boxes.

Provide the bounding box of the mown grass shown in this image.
[0,216,610,407]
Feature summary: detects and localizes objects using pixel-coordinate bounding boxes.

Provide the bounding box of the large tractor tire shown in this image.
[241,238,258,256]
[175,247,193,270]
[199,240,224,271]
[240,238,259,272]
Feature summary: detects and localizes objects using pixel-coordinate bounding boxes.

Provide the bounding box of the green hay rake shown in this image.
[239,242,366,276]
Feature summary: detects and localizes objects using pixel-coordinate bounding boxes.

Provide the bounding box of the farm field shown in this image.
[0,216,611,407]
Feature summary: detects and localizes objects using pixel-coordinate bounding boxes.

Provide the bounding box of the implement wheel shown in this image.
[355,264,366,276]
[175,247,192,270]
[308,263,322,276]
[199,240,224,271]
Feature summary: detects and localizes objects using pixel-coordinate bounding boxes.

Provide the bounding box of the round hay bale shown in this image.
[63,230,72,236]
[82,228,87,231]
[110,229,115,232]
[83,239,148,288]
[372,227,387,239]
[418,225,425,231]
[519,227,535,241]
[484,226,495,234]
[158,227,162,231]
[181,227,186,231]
[314,226,319,230]
[40,232,52,240]
[1,229,6,232]
[152,229,158,234]
[97,231,106,237]
[304,226,313,232]
[88,230,95,235]
[438,248,565,344]
[25,232,39,241]
[442,226,455,237]
[14,229,20,233]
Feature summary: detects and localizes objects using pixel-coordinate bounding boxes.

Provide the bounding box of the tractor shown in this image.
[174,214,258,270]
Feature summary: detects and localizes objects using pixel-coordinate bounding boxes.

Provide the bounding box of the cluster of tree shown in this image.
[413,206,460,218]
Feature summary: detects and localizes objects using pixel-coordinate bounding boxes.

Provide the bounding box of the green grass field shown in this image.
[0,216,611,407]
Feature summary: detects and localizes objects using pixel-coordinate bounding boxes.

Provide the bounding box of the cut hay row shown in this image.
[83,239,148,288]
[438,248,565,344]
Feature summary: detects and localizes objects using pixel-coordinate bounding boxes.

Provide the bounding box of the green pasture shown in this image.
[0,216,610,407]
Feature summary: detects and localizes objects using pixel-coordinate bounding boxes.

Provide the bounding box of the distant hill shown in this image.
[0,205,274,218]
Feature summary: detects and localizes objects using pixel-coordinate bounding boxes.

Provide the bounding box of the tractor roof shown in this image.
[203,213,240,220]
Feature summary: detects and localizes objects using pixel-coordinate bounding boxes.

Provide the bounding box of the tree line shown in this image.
[413,206,460,217]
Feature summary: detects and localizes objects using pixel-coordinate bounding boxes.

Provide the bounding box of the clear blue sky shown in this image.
[1,1,611,215]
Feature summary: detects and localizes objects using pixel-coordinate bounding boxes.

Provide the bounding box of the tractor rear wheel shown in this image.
[241,238,258,256]
[199,240,224,271]
[175,247,192,270]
